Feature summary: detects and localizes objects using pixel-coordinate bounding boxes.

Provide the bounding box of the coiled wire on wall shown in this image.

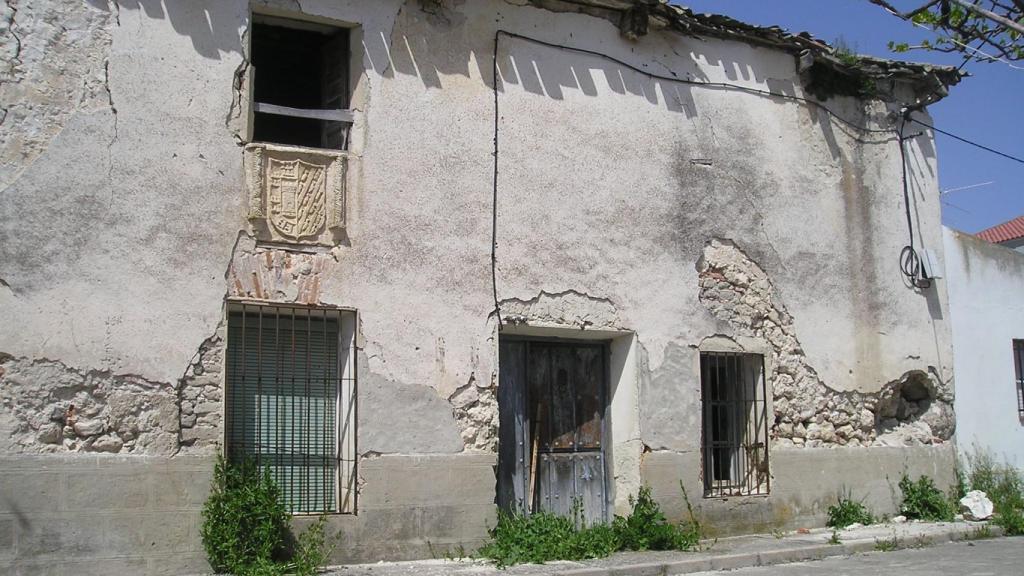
[488,30,938,324]
[897,115,932,290]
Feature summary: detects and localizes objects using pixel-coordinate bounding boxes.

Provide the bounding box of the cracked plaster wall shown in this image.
[0,0,962,562]
[0,0,499,460]
[0,0,248,385]
[1,0,952,480]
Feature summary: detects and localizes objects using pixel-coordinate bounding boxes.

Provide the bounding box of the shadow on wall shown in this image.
[83,0,836,128]
[378,6,809,124]
[85,0,244,60]
[82,0,937,193]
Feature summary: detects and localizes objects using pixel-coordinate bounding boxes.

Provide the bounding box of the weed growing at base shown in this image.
[200,454,333,576]
[898,474,956,522]
[826,490,875,528]
[964,449,1024,535]
[874,531,900,552]
[478,484,703,567]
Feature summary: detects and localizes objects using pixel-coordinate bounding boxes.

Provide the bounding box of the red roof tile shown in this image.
[976,215,1024,244]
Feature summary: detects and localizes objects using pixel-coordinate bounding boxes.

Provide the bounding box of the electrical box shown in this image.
[921,248,944,280]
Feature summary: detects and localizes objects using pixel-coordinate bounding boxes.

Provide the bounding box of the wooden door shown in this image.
[498,339,608,525]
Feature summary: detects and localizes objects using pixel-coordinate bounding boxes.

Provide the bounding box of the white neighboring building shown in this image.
[944,225,1024,469]
[976,214,1024,253]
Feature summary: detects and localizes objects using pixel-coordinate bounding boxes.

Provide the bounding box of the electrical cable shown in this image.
[898,116,932,289]
[909,117,1024,165]
[491,31,504,330]
[497,30,896,135]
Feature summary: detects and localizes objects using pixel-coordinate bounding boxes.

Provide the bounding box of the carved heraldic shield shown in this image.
[267,158,327,240]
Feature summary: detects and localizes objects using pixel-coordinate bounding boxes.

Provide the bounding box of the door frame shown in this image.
[498,334,613,524]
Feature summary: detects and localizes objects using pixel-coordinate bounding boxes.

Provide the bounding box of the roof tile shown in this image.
[976,215,1024,244]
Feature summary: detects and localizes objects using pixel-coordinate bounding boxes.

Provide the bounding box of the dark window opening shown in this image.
[251,17,351,149]
[1014,340,1024,422]
[700,351,770,497]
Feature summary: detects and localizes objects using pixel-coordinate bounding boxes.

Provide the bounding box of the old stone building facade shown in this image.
[1,0,961,573]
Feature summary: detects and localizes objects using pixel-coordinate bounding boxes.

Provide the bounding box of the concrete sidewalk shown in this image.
[323,521,1002,576]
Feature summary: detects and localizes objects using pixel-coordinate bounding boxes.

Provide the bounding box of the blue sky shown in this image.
[681,0,1024,233]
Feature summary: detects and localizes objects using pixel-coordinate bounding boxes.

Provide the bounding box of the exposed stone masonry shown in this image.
[698,238,953,448]
[0,354,178,454]
[228,235,335,304]
[0,327,227,456]
[448,374,499,452]
[178,329,225,453]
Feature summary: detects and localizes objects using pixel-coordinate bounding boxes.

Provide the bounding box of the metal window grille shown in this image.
[700,351,770,497]
[1014,340,1024,422]
[225,302,357,514]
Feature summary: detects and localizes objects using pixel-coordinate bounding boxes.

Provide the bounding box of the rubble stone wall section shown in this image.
[178,329,226,453]
[0,356,179,455]
[448,375,499,453]
[698,238,954,448]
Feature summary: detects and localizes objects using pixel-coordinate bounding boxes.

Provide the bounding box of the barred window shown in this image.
[700,351,770,497]
[225,303,357,513]
[1014,340,1024,422]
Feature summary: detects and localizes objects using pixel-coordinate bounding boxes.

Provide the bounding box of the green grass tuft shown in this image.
[898,474,956,522]
[964,448,1024,535]
[826,490,875,528]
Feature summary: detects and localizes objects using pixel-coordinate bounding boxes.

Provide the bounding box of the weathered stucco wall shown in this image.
[944,227,1024,469]
[1,0,956,571]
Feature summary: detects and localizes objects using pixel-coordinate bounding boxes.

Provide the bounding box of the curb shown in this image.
[557,524,1004,576]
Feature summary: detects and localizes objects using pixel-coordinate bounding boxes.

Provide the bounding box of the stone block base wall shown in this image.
[643,445,957,536]
[0,453,496,575]
[0,455,213,576]
[306,454,497,564]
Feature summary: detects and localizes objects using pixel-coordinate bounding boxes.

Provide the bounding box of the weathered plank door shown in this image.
[498,339,608,526]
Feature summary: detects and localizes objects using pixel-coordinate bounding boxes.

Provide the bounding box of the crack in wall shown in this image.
[0,0,117,189]
[697,237,953,448]
[224,49,249,142]
[103,58,118,182]
[2,0,23,78]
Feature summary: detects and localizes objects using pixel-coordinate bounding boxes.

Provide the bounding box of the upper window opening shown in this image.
[251,16,351,150]
[700,351,770,497]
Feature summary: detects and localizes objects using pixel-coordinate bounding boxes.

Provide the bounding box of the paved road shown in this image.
[689,538,1022,575]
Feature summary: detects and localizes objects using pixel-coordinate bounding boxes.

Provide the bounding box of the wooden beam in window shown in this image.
[254,102,354,123]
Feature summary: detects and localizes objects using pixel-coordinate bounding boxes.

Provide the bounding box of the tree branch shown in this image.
[948,0,1024,35]
[867,0,943,19]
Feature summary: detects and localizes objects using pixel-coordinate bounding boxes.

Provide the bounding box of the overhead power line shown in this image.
[910,117,1024,165]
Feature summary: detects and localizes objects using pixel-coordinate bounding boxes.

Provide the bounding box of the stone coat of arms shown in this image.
[244,143,346,245]
[267,158,326,239]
